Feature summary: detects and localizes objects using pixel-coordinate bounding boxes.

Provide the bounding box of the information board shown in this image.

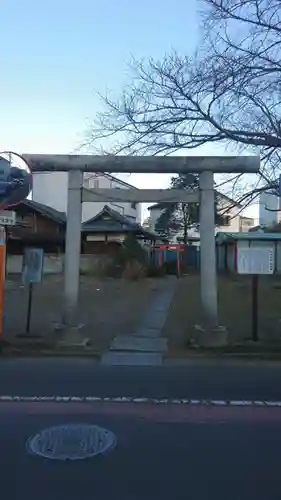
[0,211,15,226]
[237,246,274,275]
[22,248,44,284]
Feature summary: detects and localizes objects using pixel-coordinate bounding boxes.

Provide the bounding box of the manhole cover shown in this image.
[26,423,116,461]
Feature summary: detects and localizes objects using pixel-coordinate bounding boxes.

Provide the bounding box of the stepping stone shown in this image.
[110,335,167,352]
[101,351,163,366]
[140,311,168,330]
[133,328,161,338]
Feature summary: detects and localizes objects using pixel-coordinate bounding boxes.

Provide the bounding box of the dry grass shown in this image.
[163,273,281,351]
[3,275,162,352]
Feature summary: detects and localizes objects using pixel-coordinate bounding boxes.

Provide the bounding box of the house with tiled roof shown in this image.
[5,200,161,256]
[32,171,142,224]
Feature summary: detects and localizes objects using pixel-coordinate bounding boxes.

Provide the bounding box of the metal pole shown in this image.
[63,170,83,327]
[252,275,259,342]
[26,283,33,334]
[199,171,218,327]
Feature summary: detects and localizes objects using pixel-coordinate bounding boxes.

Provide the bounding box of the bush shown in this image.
[80,260,112,278]
[163,260,178,275]
[113,234,149,280]
[115,234,147,267]
[122,259,146,280]
[146,263,165,278]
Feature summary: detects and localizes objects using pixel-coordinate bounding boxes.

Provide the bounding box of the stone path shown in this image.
[101,277,177,366]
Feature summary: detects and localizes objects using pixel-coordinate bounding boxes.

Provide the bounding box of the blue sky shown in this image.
[0,0,258,219]
[1,0,199,153]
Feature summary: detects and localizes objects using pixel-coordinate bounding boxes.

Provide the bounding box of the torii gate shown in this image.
[21,154,259,342]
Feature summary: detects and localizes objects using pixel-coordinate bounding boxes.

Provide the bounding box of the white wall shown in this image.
[240,217,255,232]
[259,190,280,226]
[7,254,63,274]
[147,207,162,229]
[32,172,141,223]
[85,174,141,222]
[6,254,110,275]
[32,172,68,214]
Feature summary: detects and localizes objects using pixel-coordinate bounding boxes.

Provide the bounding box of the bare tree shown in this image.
[85,0,281,205]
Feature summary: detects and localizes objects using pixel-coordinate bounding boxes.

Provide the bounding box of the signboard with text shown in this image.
[22,248,44,284]
[0,211,15,226]
[237,246,274,275]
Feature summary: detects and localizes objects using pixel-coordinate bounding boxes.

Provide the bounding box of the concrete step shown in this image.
[132,328,160,338]
[110,335,167,352]
[101,351,163,366]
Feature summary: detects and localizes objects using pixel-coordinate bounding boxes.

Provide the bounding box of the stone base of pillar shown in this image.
[53,323,90,348]
[192,324,228,347]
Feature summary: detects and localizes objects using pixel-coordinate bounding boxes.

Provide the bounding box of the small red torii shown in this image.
[155,243,185,277]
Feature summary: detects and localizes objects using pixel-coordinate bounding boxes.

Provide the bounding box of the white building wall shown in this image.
[32,172,141,223]
[259,190,280,226]
[147,207,162,229]
[32,172,68,214]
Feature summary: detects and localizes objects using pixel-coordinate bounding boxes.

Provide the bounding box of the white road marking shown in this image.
[0,395,281,407]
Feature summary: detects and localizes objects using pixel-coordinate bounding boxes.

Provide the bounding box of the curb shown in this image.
[164,352,281,362]
[2,347,281,363]
[0,347,101,359]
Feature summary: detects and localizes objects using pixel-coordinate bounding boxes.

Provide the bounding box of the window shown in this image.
[89,177,99,189]
[221,215,231,226]
[131,202,137,210]
[242,219,254,227]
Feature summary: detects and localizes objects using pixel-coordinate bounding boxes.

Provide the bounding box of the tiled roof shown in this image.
[23,199,66,224]
[216,231,281,243]
[82,205,160,240]
[8,199,66,224]
[9,200,162,240]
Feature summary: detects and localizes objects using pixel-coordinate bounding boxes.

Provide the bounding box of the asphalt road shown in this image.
[1,357,281,401]
[1,358,281,500]
[1,400,281,500]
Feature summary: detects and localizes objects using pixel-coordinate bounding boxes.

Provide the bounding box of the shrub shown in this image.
[146,263,165,278]
[163,260,178,275]
[122,259,146,280]
[113,234,149,280]
[115,234,147,267]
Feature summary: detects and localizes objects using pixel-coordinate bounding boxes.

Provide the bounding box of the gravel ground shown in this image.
[3,275,163,351]
[163,273,281,350]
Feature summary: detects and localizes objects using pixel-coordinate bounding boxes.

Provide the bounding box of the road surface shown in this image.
[1,358,281,499]
[1,357,281,400]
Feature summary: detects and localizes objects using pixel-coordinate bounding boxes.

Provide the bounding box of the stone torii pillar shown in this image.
[23,154,260,345]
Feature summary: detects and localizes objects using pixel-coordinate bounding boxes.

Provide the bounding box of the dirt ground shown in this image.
[3,275,162,351]
[163,273,281,350]
[5,273,281,355]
